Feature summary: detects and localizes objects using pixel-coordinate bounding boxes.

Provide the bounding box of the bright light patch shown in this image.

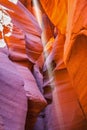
[33,0,42,29]
[0,39,6,48]
[0,23,3,32]
[33,0,54,87]
[33,0,54,82]
[8,0,18,4]
[0,7,13,48]
[3,13,11,26]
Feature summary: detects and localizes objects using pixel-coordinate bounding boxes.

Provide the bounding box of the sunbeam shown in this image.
[33,0,54,88]
[32,1,65,129]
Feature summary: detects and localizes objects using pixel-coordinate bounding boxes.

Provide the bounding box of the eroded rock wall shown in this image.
[0,0,87,130]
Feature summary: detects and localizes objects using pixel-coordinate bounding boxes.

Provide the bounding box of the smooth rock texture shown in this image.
[0,116,4,130]
[0,48,27,130]
[1,0,87,130]
[64,0,87,121]
[39,0,87,130]
[0,2,47,130]
[1,0,43,64]
[43,29,85,130]
[39,0,67,34]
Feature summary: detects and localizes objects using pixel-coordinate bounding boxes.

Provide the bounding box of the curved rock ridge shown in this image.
[1,0,43,63]
[39,0,67,34]
[39,0,87,130]
[0,48,27,130]
[0,1,47,130]
[0,0,87,130]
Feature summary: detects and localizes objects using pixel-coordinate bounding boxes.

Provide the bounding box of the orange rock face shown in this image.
[0,0,87,130]
[64,0,87,122]
[0,1,47,130]
[40,0,68,34]
[39,0,87,130]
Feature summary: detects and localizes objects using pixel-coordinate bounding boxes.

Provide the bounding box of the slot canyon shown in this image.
[0,0,87,130]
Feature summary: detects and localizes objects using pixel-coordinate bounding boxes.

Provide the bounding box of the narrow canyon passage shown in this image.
[0,0,87,130]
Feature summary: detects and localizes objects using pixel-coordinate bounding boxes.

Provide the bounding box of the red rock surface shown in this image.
[0,0,87,130]
[39,0,87,130]
[64,0,87,122]
[0,1,47,130]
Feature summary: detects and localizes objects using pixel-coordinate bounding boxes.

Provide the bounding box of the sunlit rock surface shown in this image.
[64,1,87,121]
[39,0,87,130]
[39,0,67,34]
[0,1,47,130]
[0,0,87,130]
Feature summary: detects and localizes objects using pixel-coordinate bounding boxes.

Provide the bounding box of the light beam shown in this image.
[32,1,65,129]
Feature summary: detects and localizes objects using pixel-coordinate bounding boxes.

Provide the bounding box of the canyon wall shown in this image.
[0,0,87,130]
